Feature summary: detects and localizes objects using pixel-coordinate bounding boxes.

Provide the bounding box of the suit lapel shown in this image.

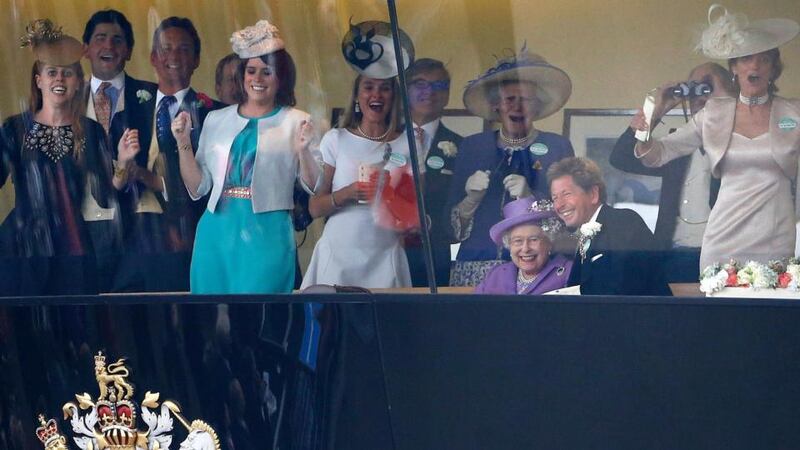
[704,98,735,177]
[131,78,157,167]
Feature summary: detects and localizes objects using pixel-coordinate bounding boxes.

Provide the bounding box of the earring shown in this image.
[354,101,360,113]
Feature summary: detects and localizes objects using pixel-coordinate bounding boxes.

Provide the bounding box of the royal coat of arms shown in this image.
[35,351,219,450]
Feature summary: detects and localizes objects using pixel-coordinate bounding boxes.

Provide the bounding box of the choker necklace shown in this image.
[357,124,391,141]
[499,128,536,147]
[739,93,770,106]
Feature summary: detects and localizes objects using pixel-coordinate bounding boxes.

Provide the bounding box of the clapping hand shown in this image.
[465,170,490,200]
[117,128,140,166]
[294,119,314,154]
[171,111,192,144]
[503,174,532,199]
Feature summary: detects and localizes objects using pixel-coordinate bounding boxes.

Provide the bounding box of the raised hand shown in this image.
[117,128,140,166]
[294,119,314,154]
[171,111,193,144]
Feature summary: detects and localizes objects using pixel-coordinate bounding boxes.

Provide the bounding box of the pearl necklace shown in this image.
[357,124,391,141]
[516,270,538,293]
[739,92,769,106]
[499,127,536,146]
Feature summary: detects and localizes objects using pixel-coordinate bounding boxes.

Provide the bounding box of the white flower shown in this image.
[577,221,601,262]
[437,141,458,157]
[136,89,152,103]
[700,269,728,295]
[737,261,778,290]
[579,221,602,239]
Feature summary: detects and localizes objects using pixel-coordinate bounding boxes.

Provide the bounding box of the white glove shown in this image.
[465,170,490,198]
[503,174,532,199]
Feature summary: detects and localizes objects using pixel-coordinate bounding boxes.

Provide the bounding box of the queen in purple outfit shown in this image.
[475,196,572,295]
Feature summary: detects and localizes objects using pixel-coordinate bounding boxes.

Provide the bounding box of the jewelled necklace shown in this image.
[24,122,77,163]
[499,127,535,147]
[738,93,769,106]
[516,270,538,293]
[357,124,391,141]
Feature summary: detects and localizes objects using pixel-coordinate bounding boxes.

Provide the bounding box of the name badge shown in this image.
[778,117,798,130]
[426,155,445,170]
[388,152,407,168]
[530,143,549,156]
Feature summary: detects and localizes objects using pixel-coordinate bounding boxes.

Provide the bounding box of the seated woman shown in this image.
[475,196,572,294]
[448,48,574,287]
[0,20,137,295]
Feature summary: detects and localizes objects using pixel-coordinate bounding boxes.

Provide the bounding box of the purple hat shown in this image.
[489,196,562,245]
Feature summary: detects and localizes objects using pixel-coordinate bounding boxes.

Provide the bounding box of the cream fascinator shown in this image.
[20,19,83,66]
[231,20,285,59]
[697,4,799,59]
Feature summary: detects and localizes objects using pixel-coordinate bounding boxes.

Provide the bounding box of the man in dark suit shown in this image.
[112,16,222,292]
[82,9,158,292]
[548,157,670,296]
[609,62,733,283]
[403,58,463,286]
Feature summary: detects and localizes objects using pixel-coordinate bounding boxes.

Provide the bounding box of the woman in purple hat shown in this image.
[475,196,572,295]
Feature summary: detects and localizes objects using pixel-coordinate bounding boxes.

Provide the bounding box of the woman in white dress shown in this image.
[301,75,414,288]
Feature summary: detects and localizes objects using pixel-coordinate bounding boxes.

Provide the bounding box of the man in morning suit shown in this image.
[548,157,670,296]
[82,9,157,292]
[404,58,463,286]
[608,62,733,283]
[112,16,222,292]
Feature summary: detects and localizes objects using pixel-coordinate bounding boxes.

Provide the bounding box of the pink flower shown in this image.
[778,272,792,289]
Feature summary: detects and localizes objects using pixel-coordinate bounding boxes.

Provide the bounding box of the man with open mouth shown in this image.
[82,9,158,293]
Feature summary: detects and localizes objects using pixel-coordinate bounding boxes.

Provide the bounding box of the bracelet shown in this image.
[178,142,192,153]
[113,164,127,179]
[330,191,340,209]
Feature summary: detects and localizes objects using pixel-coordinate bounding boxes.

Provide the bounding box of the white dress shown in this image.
[301,129,413,289]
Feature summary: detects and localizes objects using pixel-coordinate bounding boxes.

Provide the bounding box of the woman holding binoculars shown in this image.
[631,5,800,270]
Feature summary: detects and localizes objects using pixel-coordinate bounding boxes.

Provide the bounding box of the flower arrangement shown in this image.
[136,89,152,104]
[577,221,601,262]
[437,141,458,157]
[195,93,213,109]
[699,258,800,295]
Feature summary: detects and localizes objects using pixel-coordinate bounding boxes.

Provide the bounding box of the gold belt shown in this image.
[222,186,252,199]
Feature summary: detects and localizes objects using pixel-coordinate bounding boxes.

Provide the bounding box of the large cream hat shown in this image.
[20,19,82,66]
[231,20,285,58]
[698,4,799,59]
[463,46,572,122]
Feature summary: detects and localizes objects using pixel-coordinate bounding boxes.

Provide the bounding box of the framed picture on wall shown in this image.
[562,108,690,232]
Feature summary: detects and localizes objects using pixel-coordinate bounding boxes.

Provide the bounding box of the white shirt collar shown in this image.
[90,71,125,94]
[416,118,440,137]
[156,87,191,109]
[587,203,603,224]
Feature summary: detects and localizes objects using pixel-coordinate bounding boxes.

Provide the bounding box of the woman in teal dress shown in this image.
[171,20,319,294]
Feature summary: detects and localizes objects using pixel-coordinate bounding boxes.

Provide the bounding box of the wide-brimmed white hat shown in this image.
[463,47,572,122]
[231,20,285,59]
[698,4,799,59]
[341,20,414,79]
